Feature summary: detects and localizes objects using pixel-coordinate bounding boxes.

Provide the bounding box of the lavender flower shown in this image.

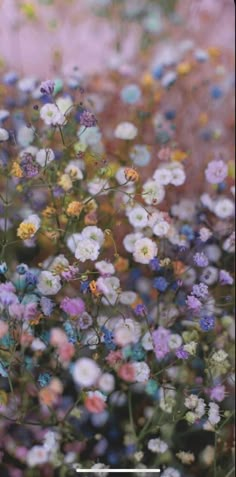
[193,252,209,267]
[134,304,147,316]
[40,297,55,317]
[40,80,55,96]
[79,110,97,128]
[176,347,189,359]
[219,270,234,285]
[191,283,209,299]
[186,295,202,312]
[199,315,215,331]
[20,154,39,178]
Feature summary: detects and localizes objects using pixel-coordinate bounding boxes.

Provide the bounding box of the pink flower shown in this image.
[58,342,75,362]
[106,350,123,366]
[118,363,135,382]
[60,297,85,316]
[85,394,107,413]
[50,328,68,347]
[0,320,8,339]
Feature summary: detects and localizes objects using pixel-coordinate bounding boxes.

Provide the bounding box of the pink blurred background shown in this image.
[0,0,234,77]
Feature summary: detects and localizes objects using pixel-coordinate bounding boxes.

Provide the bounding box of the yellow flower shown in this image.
[89,280,101,297]
[124,168,139,182]
[20,2,37,20]
[11,161,23,178]
[42,206,56,218]
[171,149,188,162]
[141,73,154,87]
[67,201,83,217]
[177,62,192,75]
[17,222,37,240]
[198,113,208,126]
[0,390,8,406]
[58,173,73,191]
[208,46,221,59]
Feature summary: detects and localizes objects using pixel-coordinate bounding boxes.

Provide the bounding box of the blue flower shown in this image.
[153,276,168,292]
[211,86,223,99]
[38,373,51,388]
[181,224,195,241]
[16,263,28,275]
[80,280,90,293]
[149,257,160,271]
[120,84,141,104]
[145,379,158,396]
[0,262,7,274]
[102,326,115,350]
[152,65,164,80]
[130,144,151,167]
[199,315,215,331]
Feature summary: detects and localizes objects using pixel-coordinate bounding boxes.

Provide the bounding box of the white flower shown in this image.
[17,125,34,147]
[65,161,83,179]
[48,254,69,274]
[119,291,137,305]
[114,318,141,346]
[123,232,143,253]
[183,341,197,355]
[161,467,181,477]
[26,446,49,467]
[169,166,186,187]
[18,77,36,92]
[176,451,195,465]
[114,122,138,140]
[40,103,65,126]
[0,128,9,141]
[91,463,110,477]
[185,394,199,410]
[78,126,102,147]
[204,244,221,262]
[142,179,165,205]
[75,238,100,262]
[67,233,82,253]
[161,71,177,88]
[153,168,172,185]
[56,95,73,114]
[35,148,55,167]
[31,338,46,352]
[171,199,195,220]
[200,266,218,285]
[199,227,212,242]
[43,431,59,452]
[127,207,149,229]
[87,178,108,195]
[95,261,115,275]
[37,271,61,295]
[133,362,150,383]
[133,237,157,264]
[168,334,182,350]
[214,198,235,218]
[153,220,170,237]
[97,276,120,306]
[72,358,101,387]
[208,402,221,426]
[159,387,176,413]
[141,332,153,351]
[148,438,168,453]
[81,226,105,246]
[98,373,115,393]
[200,193,214,211]
[212,350,228,363]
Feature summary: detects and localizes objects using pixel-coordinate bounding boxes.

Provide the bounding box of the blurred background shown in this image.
[0,0,234,78]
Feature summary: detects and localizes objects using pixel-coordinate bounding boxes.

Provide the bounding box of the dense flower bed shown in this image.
[0,42,235,477]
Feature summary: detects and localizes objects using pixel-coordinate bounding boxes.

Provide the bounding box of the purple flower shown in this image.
[176,347,189,359]
[152,327,170,360]
[219,270,234,286]
[134,304,147,316]
[60,297,85,316]
[205,160,228,184]
[20,154,39,178]
[40,297,55,317]
[210,385,225,402]
[193,252,209,267]
[191,283,209,299]
[149,257,160,271]
[186,295,202,312]
[40,80,55,96]
[199,315,215,331]
[78,312,93,330]
[79,110,97,128]
[61,266,79,281]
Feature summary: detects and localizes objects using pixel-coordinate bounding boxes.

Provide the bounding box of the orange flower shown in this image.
[115,256,129,272]
[124,168,139,182]
[11,161,23,178]
[42,206,56,218]
[171,149,188,162]
[89,280,101,297]
[67,201,83,217]
[39,386,57,407]
[173,260,186,277]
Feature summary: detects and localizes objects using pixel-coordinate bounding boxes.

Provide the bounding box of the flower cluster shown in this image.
[0,31,234,477]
